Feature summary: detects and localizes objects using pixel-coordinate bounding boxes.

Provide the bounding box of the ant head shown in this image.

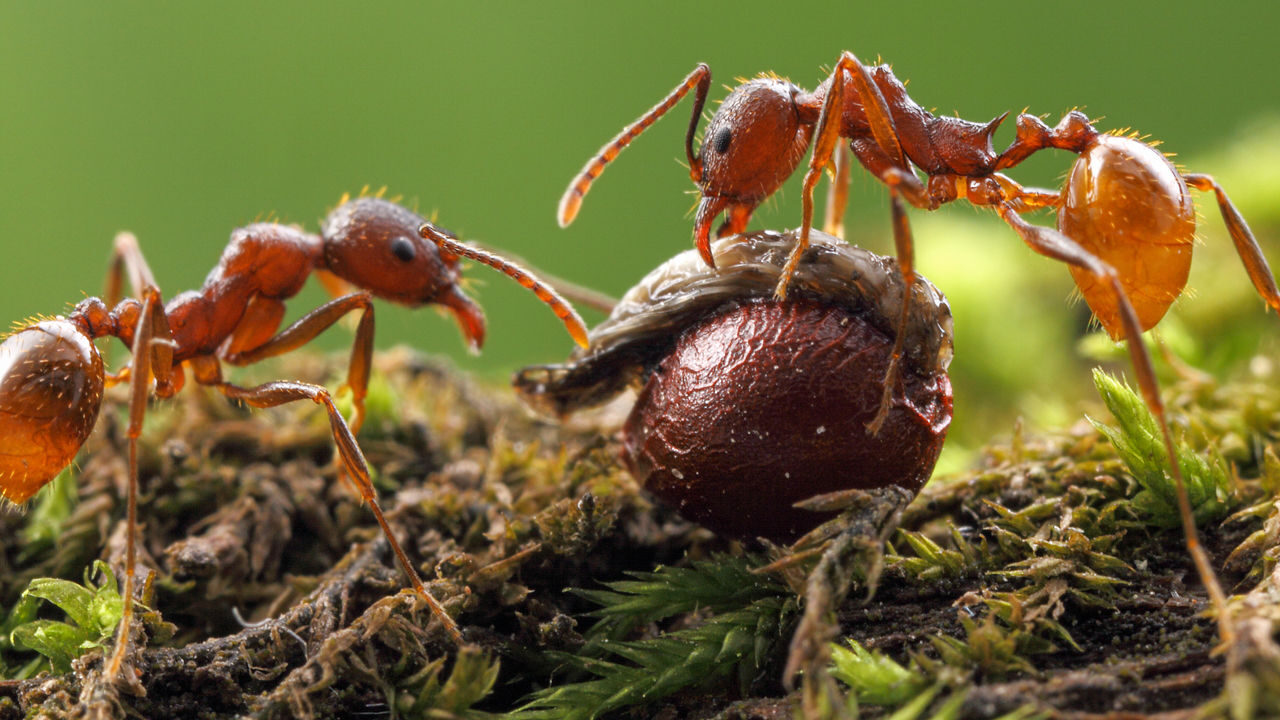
[0,320,105,503]
[322,197,485,350]
[693,78,813,249]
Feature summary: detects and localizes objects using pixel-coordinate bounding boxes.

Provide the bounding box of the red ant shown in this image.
[0,194,587,683]
[558,52,1280,641]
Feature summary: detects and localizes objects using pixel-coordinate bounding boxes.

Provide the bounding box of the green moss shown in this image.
[1088,369,1233,527]
[2,561,122,677]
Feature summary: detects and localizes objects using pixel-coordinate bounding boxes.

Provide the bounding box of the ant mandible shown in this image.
[558,52,1280,642]
[0,194,588,684]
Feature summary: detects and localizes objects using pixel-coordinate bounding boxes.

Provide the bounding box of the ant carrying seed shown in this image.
[0,195,587,685]
[558,52,1280,642]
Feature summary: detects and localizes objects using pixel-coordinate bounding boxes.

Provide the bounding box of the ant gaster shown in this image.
[558,52,1280,642]
[0,195,587,683]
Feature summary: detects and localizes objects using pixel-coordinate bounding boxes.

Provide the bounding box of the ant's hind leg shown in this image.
[994,203,1232,643]
[213,379,464,645]
[1184,173,1280,313]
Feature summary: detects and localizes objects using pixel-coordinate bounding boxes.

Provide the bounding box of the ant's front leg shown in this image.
[786,52,942,434]
[221,293,375,434]
[781,50,915,300]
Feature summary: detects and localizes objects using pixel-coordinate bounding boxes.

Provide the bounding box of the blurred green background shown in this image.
[2,1,1279,457]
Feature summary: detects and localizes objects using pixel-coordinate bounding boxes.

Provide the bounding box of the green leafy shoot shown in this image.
[573,555,783,642]
[830,641,1050,720]
[6,560,123,675]
[514,557,790,720]
[830,640,929,706]
[1088,370,1232,527]
[888,524,987,581]
[890,688,966,720]
[512,596,793,720]
[395,646,500,719]
[930,608,1052,678]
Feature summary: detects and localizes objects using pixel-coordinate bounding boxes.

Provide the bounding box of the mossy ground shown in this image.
[0,340,1276,719]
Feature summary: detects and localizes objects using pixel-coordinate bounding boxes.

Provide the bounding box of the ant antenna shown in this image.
[419,224,590,348]
[558,64,711,227]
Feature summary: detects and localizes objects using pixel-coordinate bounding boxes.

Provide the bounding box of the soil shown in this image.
[0,348,1272,719]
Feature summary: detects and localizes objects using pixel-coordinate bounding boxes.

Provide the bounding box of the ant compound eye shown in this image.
[713,127,732,155]
[390,236,417,263]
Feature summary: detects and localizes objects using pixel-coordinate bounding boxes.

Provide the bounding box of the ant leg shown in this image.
[1184,174,1280,313]
[212,378,464,645]
[865,193,916,435]
[844,142,936,434]
[784,51,935,423]
[105,232,159,306]
[833,51,908,168]
[987,174,1061,213]
[780,54,870,299]
[994,203,1232,642]
[104,366,132,388]
[104,286,175,688]
[222,293,375,434]
[1153,332,1217,386]
[783,50,909,298]
[822,143,851,237]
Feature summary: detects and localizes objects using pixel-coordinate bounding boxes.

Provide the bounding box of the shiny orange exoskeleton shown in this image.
[559,52,1280,641]
[0,195,587,680]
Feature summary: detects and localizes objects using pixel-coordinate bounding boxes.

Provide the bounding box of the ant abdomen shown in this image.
[1059,134,1196,337]
[0,321,104,503]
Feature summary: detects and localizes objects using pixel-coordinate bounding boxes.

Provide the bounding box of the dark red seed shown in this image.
[622,297,952,542]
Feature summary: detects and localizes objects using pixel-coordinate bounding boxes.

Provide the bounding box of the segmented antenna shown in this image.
[419,224,590,349]
[557,64,711,227]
